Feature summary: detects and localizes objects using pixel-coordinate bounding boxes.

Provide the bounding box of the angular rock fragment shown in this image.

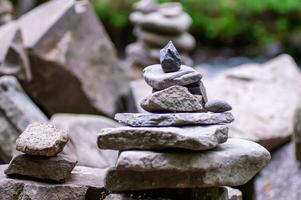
[143,64,202,90]
[5,153,77,183]
[105,139,271,191]
[16,123,69,157]
[205,99,232,113]
[98,125,228,150]
[115,112,234,127]
[160,41,181,73]
[140,85,204,112]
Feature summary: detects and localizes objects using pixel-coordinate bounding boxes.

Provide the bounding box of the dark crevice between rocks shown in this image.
[85,187,108,200]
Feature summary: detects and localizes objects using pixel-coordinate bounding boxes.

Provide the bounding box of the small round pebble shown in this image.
[205,99,232,113]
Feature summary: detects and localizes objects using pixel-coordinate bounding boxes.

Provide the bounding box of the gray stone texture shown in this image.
[205,99,232,113]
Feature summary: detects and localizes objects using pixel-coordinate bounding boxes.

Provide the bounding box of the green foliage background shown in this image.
[92,0,301,57]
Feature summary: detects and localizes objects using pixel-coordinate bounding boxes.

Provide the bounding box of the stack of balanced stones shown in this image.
[98,42,271,199]
[126,0,195,69]
[5,122,77,183]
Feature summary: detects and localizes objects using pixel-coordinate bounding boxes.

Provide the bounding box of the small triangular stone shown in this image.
[160,41,181,73]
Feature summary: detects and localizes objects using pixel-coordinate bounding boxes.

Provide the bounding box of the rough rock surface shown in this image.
[50,113,120,168]
[18,0,130,117]
[16,123,69,157]
[255,142,301,200]
[0,164,108,200]
[0,76,47,162]
[106,139,271,191]
[115,112,234,127]
[160,41,181,73]
[205,100,232,113]
[143,64,202,90]
[98,125,228,150]
[5,153,77,183]
[140,86,204,112]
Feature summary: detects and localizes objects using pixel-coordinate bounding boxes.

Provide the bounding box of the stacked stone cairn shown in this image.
[126,0,195,69]
[98,42,271,199]
[5,122,77,183]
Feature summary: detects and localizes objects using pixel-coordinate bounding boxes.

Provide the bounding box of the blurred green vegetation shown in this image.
[92,0,301,58]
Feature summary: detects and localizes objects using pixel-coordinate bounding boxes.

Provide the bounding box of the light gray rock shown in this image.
[0,0,13,25]
[98,125,228,150]
[18,0,130,117]
[115,112,234,127]
[205,99,232,113]
[105,139,271,191]
[5,153,77,183]
[143,64,202,90]
[133,0,158,13]
[16,122,69,157]
[158,2,183,17]
[0,164,108,200]
[0,76,47,162]
[50,113,120,169]
[140,85,204,113]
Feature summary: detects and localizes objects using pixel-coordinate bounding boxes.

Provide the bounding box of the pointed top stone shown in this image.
[160,41,181,73]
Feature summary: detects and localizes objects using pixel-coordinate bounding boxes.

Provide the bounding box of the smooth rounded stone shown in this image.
[129,11,192,35]
[160,41,181,73]
[16,122,70,157]
[5,153,77,183]
[115,112,234,127]
[133,0,158,13]
[205,100,232,113]
[158,2,182,17]
[105,139,271,191]
[97,125,228,151]
[140,85,204,113]
[143,64,202,90]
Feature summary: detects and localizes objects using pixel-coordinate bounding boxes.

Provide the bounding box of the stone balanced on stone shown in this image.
[5,122,77,183]
[126,0,195,70]
[98,42,271,199]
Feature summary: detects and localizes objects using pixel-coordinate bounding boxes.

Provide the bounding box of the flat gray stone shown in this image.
[98,125,228,150]
[0,164,108,200]
[133,0,158,13]
[143,64,202,90]
[16,122,69,157]
[5,153,77,183]
[105,139,271,191]
[158,2,183,17]
[205,99,232,113]
[115,112,234,127]
[0,76,47,162]
[141,85,204,113]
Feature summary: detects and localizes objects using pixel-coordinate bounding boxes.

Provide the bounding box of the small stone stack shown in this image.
[98,42,271,199]
[5,122,77,183]
[126,0,195,69]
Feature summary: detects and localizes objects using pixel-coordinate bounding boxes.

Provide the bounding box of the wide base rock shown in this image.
[5,154,77,183]
[105,139,270,191]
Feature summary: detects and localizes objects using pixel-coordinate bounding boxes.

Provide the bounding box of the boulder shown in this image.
[5,153,77,183]
[50,113,120,168]
[0,164,108,200]
[0,76,47,163]
[16,122,69,156]
[115,112,234,127]
[98,125,228,150]
[17,0,131,117]
[105,139,271,191]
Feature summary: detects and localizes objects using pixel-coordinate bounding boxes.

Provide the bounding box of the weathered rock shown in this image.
[106,138,271,191]
[160,41,181,73]
[5,153,77,183]
[18,0,130,117]
[205,100,232,113]
[254,142,301,200]
[0,76,47,162]
[133,0,158,13]
[143,64,202,90]
[98,125,228,151]
[0,22,31,81]
[16,122,69,157]
[50,113,120,168]
[105,187,242,200]
[140,86,204,113]
[115,112,234,127]
[294,104,301,161]
[0,164,108,200]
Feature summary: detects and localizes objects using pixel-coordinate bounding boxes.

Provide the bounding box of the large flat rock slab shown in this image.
[115,112,234,127]
[105,139,270,191]
[0,164,107,200]
[0,76,47,163]
[98,125,228,150]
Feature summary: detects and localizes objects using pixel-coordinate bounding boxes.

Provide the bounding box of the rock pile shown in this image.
[98,42,271,199]
[126,0,195,70]
[5,122,77,183]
